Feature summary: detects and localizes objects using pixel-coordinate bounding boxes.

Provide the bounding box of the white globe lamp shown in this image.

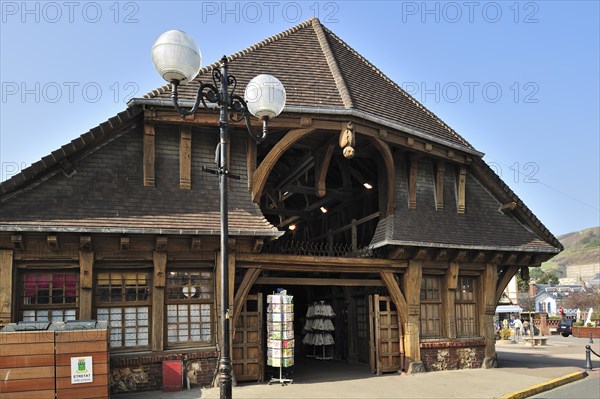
[151,30,201,85]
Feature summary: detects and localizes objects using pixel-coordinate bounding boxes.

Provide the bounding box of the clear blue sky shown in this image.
[1,1,599,236]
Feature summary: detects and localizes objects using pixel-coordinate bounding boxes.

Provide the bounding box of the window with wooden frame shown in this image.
[95,271,151,349]
[455,276,478,337]
[19,271,79,322]
[166,270,214,346]
[420,275,442,339]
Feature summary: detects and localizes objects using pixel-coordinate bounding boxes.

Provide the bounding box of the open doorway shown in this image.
[232,269,404,384]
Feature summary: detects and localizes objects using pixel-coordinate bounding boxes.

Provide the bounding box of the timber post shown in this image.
[481,263,498,368]
[0,249,14,326]
[404,259,424,373]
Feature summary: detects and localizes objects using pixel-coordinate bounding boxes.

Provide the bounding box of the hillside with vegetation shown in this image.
[538,226,600,279]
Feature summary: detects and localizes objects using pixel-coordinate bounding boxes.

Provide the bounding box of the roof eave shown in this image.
[127,98,485,158]
[0,224,284,238]
[369,238,562,254]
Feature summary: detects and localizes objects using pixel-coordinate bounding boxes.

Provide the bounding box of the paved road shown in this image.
[117,335,600,398]
[532,370,600,398]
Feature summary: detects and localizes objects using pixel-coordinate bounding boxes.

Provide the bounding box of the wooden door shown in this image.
[232,293,263,382]
[369,294,404,374]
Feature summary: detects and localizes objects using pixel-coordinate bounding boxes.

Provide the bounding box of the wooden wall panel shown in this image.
[0,249,13,326]
[0,331,55,397]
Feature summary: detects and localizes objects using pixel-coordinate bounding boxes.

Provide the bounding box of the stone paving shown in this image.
[116,335,600,399]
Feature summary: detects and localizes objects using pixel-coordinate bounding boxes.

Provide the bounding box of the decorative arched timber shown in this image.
[232,268,261,333]
[380,271,407,316]
[495,265,520,305]
[368,137,395,218]
[252,128,318,203]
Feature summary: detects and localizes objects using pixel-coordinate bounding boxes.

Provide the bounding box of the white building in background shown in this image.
[504,276,519,305]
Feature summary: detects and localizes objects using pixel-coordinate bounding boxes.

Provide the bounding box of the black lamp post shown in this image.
[151,30,286,399]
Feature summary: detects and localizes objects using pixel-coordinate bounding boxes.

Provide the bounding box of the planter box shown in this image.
[572,326,600,339]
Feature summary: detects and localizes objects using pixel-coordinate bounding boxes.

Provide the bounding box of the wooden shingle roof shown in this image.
[143,18,474,151]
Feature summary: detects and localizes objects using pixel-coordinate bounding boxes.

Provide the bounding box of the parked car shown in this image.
[556,318,575,337]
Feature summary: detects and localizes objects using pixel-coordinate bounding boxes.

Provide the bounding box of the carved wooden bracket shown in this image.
[80,235,92,251]
[47,235,59,250]
[252,239,264,254]
[11,235,24,250]
[120,237,130,251]
[156,236,168,252]
[315,142,336,198]
[191,237,202,252]
[339,121,355,159]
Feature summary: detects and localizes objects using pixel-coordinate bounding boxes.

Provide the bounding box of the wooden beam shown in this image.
[120,236,129,251]
[247,135,257,193]
[79,250,94,319]
[143,123,156,187]
[79,250,93,290]
[444,262,459,339]
[499,202,517,214]
[300,116,312,127]
[457,166,467,214]
[404,260,423,369]
[517,254,532,266]
[11,235,23,250]
[315,142,336,198]
[252,128,318,202]
[408,156,418,209]
[232,268,260,335]
[0,250,14,326]
[369,138,396,217]
[495,265,520,305]
[256,276,385,287]
[435,161,445,211]
[152,251,167,351]
[481,263,499,367]
[153,251,167,288]
[237,253,401,268]
[380,272,407,315]
[447,261,459,290]
[179,125,192,190]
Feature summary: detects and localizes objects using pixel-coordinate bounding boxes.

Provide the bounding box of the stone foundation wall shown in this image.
[420,339,486,371]
[110,351,219,394]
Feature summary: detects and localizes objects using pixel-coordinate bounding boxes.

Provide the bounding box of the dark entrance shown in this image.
[233,270,404,384]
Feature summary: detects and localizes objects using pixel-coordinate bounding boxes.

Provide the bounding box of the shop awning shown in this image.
[496,305,523,313]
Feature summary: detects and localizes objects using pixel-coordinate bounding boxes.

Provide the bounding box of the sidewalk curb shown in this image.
[497,370,588,399]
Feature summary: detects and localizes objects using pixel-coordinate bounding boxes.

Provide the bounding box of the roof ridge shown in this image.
[143,18,316,99]
[321,25,474,150]
[311,18,353,109]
